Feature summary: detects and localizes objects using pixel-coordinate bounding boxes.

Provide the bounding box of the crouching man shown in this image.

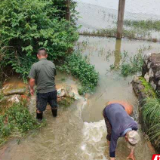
[103,102,140,160]
[29,48,57,120]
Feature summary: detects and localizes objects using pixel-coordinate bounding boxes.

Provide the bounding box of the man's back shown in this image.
[104,103,138,136]
[29,58,56,93]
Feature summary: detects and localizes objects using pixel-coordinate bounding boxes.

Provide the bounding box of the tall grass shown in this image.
[142,98,160,147]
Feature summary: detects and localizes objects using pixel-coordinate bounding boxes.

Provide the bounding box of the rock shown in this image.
[147,62,151,69]
[57,89,66,97]
[144,73,149,82]
[155,71,160,79]
[57,84,81,100]
[149,68,154,78]
[7,94,21,103]
[142,53,160,95]
[150,81,157,90]
[2,81,27,96]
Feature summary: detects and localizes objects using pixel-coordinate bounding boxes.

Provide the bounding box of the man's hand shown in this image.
[29,78,35,96]
[110,158,115,160]
[30,88,34,96]
[127,149,135,160]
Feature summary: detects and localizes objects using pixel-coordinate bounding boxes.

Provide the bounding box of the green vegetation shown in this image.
[0,101,45,145]
[0,0,78,80]
[139,77,157,98]
[124,20,160,31]
[121,53,144,77]
[142,98,160,148]
[58,53,99,95]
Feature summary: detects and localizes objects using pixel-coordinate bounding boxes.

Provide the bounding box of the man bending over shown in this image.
[103,102,140,160]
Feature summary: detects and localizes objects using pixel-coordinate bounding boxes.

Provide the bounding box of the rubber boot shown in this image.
[52,109,57,117]
[36,112,43,121]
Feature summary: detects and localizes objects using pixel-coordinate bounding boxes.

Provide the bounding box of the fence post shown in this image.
[117,0,126,39]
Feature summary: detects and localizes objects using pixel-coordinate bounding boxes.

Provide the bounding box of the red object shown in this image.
[152,155,160,160]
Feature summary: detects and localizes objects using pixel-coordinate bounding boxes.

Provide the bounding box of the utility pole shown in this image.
[117,0,126,39]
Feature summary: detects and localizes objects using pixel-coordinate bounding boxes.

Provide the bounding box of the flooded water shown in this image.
[1,1,160,159]
[76,0,160,40]
[76,0,160,16]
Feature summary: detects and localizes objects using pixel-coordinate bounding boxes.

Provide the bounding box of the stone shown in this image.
[150,81,157,90]
[57,88,66,97]
[155,70,160,79]
[7,94,21,103]
[144,73,150,82]
[2,81,27,96]
[149,68,154,78]
[147,62,151,69]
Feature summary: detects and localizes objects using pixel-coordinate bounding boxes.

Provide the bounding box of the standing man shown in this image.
[29,48,57,120]
[103,102,140,160]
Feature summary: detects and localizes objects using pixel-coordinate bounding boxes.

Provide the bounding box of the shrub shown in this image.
[0,101,45,145]
[0,0,78,80]
[58,53,99,94]
[121,53,144,77]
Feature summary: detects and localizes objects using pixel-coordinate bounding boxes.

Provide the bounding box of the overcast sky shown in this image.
[76,0,160,16]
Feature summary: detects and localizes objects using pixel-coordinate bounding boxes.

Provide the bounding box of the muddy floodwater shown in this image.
[1,36,160,160]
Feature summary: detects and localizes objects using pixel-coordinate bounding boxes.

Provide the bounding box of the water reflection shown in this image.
[114,39,122,69]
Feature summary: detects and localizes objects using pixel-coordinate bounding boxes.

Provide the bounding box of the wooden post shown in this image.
[65,0,70,21]
[117,0,126,39]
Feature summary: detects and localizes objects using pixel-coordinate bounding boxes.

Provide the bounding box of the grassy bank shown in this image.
[0,101,45,146]
[136,77,160,150]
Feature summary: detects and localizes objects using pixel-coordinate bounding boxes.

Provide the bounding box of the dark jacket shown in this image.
[103,103,138,157]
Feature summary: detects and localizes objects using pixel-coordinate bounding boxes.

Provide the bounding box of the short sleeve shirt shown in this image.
[29,58,56,93]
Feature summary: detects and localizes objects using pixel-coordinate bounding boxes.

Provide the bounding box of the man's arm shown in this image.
[28,64,36,96]
[29,78,35,96]
[109,135,118,160]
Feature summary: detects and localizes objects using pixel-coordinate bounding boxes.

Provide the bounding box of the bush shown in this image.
[0,102,45,145]
[142,98,160,148]
[0,0,78,80]
[58,53,99,94]
[121,53,144,77]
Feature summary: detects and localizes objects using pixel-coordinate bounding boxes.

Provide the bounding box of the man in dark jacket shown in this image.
[29,48,57,120]
[103,103,140,160]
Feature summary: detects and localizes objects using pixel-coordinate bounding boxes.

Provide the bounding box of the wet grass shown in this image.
[124,20,160,31]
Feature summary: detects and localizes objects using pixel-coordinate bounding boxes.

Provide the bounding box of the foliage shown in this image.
[121,53,144,77]
[124,20,160,31]
[142,98,160,147]
[0,0,78,80]
[139,77,157,98]
[0,101,45,145]
[58,53,99,94]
